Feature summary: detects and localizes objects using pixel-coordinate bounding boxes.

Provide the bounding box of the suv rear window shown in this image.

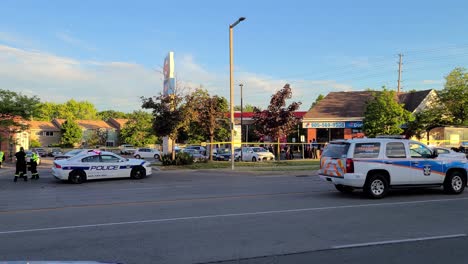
[353,143,380,158]
[322,143,350,158]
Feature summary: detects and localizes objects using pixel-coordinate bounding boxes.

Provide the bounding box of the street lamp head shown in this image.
[230,17,246,28]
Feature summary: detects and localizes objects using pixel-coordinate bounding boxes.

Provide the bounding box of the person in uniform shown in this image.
[0,150,4,168]
[30,152,40,180]
[14,147,27,182]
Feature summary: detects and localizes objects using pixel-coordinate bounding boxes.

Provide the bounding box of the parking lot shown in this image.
[1,158,468,264]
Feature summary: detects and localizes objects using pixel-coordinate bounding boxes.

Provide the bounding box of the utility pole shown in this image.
[397,53,403,94]
[240,83,244,161]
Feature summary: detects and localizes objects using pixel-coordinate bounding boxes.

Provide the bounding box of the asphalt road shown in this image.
[1,158,468,264]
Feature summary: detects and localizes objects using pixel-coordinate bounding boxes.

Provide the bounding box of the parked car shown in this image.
[185,145,207,155]
[133,148,161,160]
[48,148,63,157]
[182,148,207,161]
[241,147,275,162]
[215,148,241,161]
[54,149,91,160]
[119,144,136,155]
[431,147,467,161]
[31,148,47,157]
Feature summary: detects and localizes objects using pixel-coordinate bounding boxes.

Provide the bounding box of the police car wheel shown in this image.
[444,171,466,194]
[364,174,389,199]
[335,185,354,194]
[131,166,146,179]
[69,170,86,184]
[154,154,160,160]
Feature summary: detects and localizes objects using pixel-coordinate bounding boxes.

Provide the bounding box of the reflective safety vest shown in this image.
[0,151,4,161]
[31,153,39,163]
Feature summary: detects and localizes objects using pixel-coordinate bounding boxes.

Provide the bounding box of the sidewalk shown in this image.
[0,163,14,176]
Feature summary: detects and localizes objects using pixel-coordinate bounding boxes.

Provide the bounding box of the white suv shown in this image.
[133,148,161,160]
[320,138,468,198]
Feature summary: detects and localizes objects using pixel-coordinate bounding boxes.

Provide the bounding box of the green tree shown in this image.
[186,88,229,160]
[438,67,468,125]
[97,110,129,121]
[405,97,453,140]
[252,84,301,159]
[37,100,99,120]
[29,139,41,148]
[61,119,83,147]
[119,111,157,147]
[234,104,258,112]
[0,89,41,149]
[142,93,188,160]
[309,94,325,110]
[86,128,108,147]
[363,89,413,137]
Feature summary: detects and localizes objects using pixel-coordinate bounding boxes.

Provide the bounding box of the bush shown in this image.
[174,152,194,165]
[160,153,174,166]
[30,139,41,148]
[160,152,194,166]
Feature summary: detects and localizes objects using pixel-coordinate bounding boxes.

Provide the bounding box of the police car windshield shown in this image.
[322,142,350,158]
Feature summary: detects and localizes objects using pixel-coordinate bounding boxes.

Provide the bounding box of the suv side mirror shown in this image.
[431,149,438,159]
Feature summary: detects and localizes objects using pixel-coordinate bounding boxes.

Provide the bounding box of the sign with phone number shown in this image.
[302,121,363,129]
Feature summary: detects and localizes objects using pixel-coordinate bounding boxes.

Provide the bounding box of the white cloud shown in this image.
[56,32,96,51]
[0,44,159,112]
[0,44,353,112]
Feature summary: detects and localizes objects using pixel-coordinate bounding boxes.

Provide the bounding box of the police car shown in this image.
[52,150,152,184]
[319,138,468,198]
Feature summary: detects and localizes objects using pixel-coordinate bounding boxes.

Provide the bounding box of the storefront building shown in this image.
[302,89,436,144]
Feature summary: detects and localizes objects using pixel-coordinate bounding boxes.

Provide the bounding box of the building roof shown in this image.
[398,89,433,112]
[107,118,129,129]
[27,121,60,131]
[52,119,114,130]
[233,111,307,119]
[304,89,434,121]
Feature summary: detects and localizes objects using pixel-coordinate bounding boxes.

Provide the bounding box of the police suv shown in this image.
[52,150,152,184]
[320,138,468,198]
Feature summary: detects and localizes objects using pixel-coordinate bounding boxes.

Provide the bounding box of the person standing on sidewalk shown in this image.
[30,151,39,180]
[14,147,27,182]
[0,150,4,168]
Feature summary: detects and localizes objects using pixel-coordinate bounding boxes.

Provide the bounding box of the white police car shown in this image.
[320,138,468,198]
[52,150,152,184]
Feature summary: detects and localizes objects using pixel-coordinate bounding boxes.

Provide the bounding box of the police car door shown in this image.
[98,154,121,178]
[408,142,443,184]
[384,142,413,185]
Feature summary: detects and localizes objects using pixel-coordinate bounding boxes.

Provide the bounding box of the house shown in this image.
[27,120,61,147]
[302,89,437,143]
[0,117,30,160]
[52,119,118,147]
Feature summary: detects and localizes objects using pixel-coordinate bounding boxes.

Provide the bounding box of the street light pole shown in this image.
[240,83,244,161]
[229,17,245,170]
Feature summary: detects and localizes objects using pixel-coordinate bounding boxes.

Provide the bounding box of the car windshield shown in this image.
[252,148,266,152]
[322,142,350,158]
[217,149,230,154]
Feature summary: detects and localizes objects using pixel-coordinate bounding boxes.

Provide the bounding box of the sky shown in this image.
[1,0,467,112]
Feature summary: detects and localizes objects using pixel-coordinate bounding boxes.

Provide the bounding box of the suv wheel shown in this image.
[444,171,466,194]
[335,185,354,194]
[364,174,389,199]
